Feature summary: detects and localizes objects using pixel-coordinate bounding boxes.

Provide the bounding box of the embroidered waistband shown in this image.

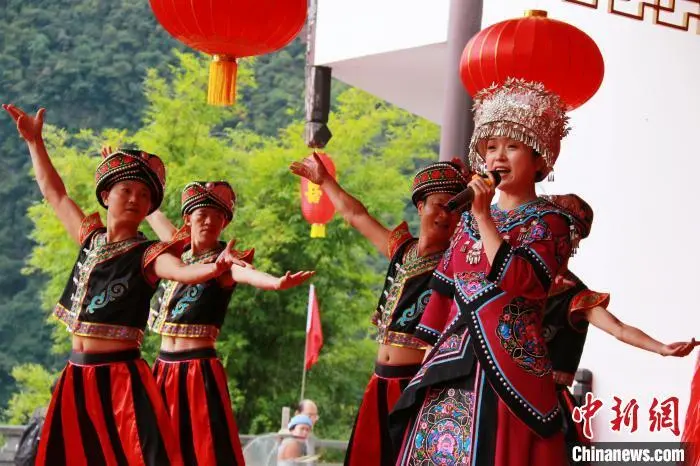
[377,330,429,351]
[152,321,219,340]
[54,305,144,343]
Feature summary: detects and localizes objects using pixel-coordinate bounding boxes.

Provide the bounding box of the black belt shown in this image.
[69,348,140,365]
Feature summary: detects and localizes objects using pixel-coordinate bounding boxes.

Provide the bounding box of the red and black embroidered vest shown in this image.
[54,213,188,343]
[544,270,609,386]
[370,222,443,350]
[148,242,254,340]
[55,232,154,342]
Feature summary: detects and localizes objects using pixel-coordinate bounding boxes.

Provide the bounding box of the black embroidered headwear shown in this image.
[94,149,166,214]
[411,160,470,207]
[181,181,236,222]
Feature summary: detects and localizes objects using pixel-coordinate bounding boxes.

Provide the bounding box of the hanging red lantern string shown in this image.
[300,152,336,238]
[149,0,307,106]
[460,10,604,110]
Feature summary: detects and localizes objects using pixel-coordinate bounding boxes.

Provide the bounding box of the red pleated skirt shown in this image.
[344,362,421,466]
[36,349,183,466]
[153,348,245,466]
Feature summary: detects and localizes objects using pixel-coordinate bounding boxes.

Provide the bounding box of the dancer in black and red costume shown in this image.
[146,181,314,466]
[3,104,241,465]
[290,155,469,466]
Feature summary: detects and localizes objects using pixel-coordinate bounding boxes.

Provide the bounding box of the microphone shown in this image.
[445,171,502,212]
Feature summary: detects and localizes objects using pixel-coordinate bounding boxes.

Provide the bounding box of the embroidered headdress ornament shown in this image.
[469,78,571,178]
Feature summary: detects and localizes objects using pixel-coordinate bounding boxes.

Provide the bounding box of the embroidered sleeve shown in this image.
[387,221,414,258]
[569,289,610,330]
[142,225,191,271]
[487,213,572,300]
[79,213,105,244]
[414,290,453,346]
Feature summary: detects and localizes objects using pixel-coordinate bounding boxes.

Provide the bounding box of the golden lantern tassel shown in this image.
[208,55,237,106]
[310,224,326,238]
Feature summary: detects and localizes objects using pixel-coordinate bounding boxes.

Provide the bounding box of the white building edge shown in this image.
[313,0,700,443]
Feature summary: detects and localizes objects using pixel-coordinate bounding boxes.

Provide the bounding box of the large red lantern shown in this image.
[149,0,307,106]
[300,152,336,238]
[460,10,604,110]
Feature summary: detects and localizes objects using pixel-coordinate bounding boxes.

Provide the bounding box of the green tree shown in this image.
[4,364,55,424]
[19,51,439,444]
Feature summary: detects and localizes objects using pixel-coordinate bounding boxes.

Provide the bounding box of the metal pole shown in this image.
[300,360,308,402]
[280,406,291,431]
[438,0,483,162]
[304,0,318,67]
[304,0,332,149]
[300,284,314,402]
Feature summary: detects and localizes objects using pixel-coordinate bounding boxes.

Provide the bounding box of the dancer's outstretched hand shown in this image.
[276,271,315,290]
[660,338,699,357]
[3,104,45,143]
[289,152,330,185]
[216,238,248,271]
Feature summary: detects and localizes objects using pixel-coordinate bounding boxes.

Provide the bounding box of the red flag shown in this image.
[305,285,323,371]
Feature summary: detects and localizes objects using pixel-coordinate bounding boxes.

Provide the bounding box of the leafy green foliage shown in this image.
[4,364,55,424]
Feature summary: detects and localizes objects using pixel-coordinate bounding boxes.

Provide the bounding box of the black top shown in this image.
[54,228,159,342]
[371,238,443,350]
[149,242,253,340]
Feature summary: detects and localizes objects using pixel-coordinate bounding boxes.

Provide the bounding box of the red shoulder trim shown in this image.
[569,289,610,330]
[232,247,255,264]
[79,213,104,244]
[387,221,414,258]
[169,225,192,257]
[570,289,610,314]
[142,225,191,270]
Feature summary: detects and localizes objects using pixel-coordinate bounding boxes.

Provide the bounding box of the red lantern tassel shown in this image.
[208,55,237,106]
[310,224,326,238]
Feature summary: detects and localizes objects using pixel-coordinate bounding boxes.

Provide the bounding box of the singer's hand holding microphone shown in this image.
[445,171,502,217]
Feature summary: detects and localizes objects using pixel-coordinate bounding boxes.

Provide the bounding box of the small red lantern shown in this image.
[460,10,604,110]
[149,0,307,106]
[300,152,336,238]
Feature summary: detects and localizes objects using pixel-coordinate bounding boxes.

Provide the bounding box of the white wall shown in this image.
[314,0,449,64]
